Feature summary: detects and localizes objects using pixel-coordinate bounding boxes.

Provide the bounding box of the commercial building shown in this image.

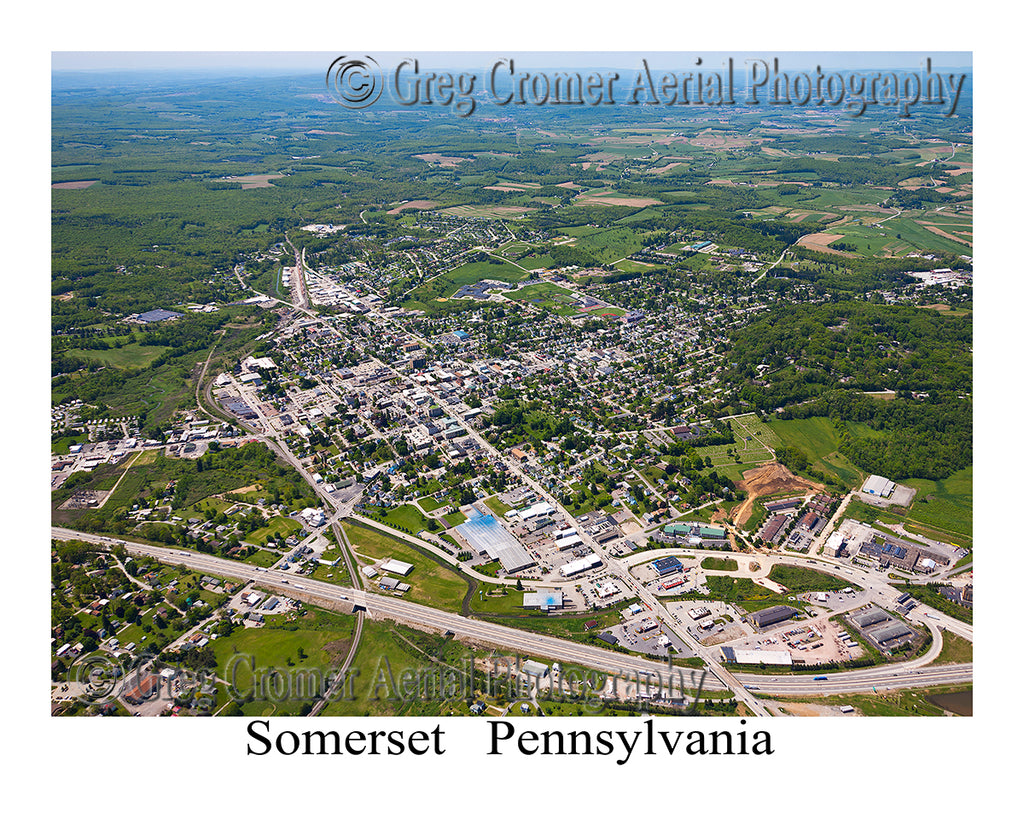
[652,556,683,577]
[522,590,564,611]
[456,508,535,573]
[559,553,602,577]
[720,647,793,666]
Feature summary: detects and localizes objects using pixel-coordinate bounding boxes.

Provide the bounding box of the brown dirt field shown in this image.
[556,181,582,190]
[575,193,662,207]
[650,162,684,174]
[796,233,856,257]
[227,484,260,495]
[918,223,972,245]
[752,179,810,188]
[224,174,283,189]
[771,701,839,716]
[733,462,823,525]
[413,153,469,168]
[947,168,972,176]
[386,200,439,214]
[52,180,99,190]
[921,303,951,311]
[708,178,739,187]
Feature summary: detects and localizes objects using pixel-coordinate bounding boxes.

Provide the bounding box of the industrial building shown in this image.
[381,559,414,576]
[861,474,896,498]
[747,605,799,630]
[849,606,890,629]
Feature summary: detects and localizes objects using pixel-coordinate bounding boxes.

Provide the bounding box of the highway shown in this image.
[51,526,972,700]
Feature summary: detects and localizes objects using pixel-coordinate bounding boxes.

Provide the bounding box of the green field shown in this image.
[902,466,972,542]
[932,629,973,665]
[70,343,171,369]
[247,515,303,545]
[767,416,870,487]
[767,564,851,593]
[213,606,356,717]
[701,556,738,571]
[770,685,972,717]
[343,521,468,612]
[555,225,643,264]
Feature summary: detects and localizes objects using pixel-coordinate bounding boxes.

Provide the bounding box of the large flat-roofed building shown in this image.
[456,508,535,573]
[559,553,602,577]
[849,606,890,629]
[721,647,793,666]
[748,605,799,629]
[135,308,184,324]
[870,622,913,648]
[862,474,896,498]
[381,559,414,576]
[522,590,563,611]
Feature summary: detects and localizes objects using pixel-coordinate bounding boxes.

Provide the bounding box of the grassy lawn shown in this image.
[242,549,281,567]
[443,511,467,527]
[213,607,356,717]
[932,630,973,665]
[767,564,852,593]
[767,416,868,487]
[363,503,434,534]
[318,619,471,716]
[417,496,446,513]
[478,601,635,643]
[902,466,972,542]
[343,521,468,612]
[467,583,525,615]
[701,556,738,571]
[247,516,303,545]
[770,684,972,716]
[69,343,171,370]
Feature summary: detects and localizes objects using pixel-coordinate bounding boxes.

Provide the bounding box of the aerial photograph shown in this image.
[50,49,973,723]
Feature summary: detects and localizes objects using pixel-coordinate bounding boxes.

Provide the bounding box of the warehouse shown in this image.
[849,606,890,629]
[381,559,414,576]
[748,605,799,630]
[516,501,556,520]
[861,474,895,498]
[870,621,913,649]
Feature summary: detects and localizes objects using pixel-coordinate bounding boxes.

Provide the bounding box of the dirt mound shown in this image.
[732,462,823,525]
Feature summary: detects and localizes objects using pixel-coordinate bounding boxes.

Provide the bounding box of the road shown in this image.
[51,526,971,699]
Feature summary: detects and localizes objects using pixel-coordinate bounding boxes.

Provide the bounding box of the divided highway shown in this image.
[51,527,971,700]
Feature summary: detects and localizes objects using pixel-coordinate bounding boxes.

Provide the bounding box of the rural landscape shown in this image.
[51,54,972,719]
